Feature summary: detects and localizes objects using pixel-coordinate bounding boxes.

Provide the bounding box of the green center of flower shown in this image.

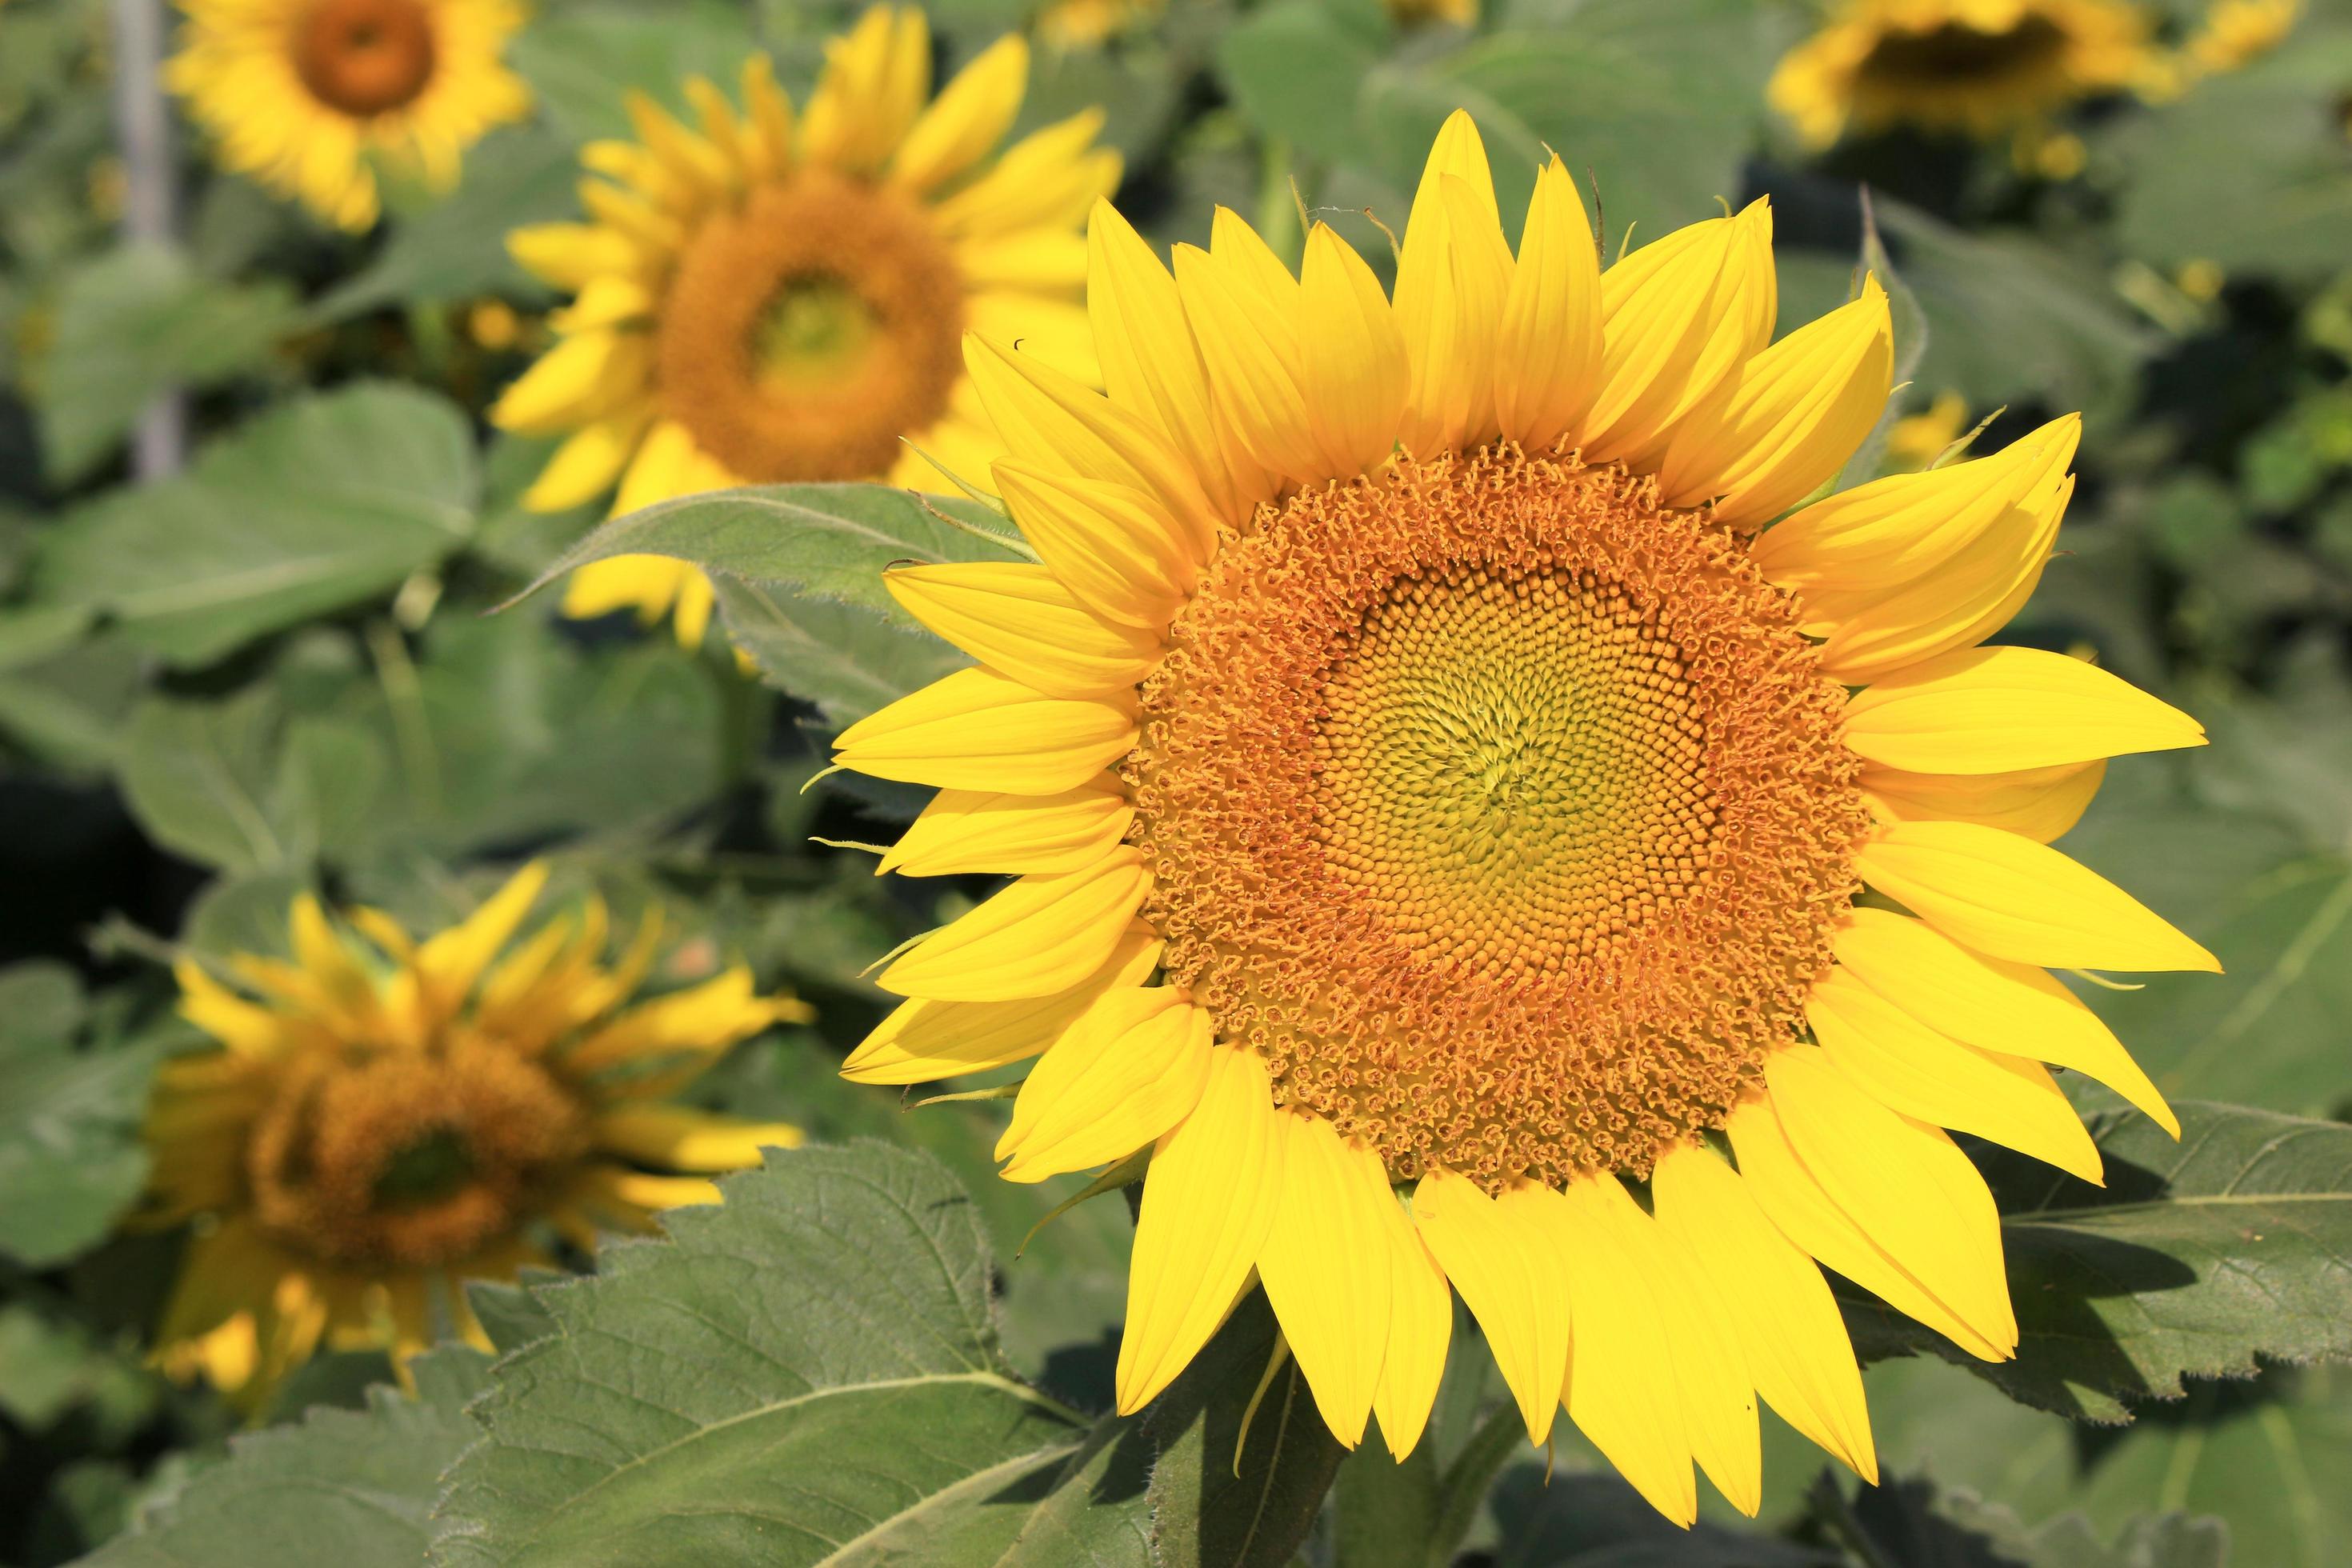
[751,277,881,392]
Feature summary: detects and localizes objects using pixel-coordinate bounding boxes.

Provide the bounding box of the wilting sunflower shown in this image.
[139,864,808,1402]
[493,6,1119,646]
[166,0,531,231]
[1771,0,2154,147]
[830,111,2215,1521]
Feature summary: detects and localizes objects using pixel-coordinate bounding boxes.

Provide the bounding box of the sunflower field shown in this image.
[3,0,2351,1562]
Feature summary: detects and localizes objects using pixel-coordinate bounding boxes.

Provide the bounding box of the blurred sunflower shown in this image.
[494,5,1119,646]
[1884,389,1970,470]
[139,864,809,1404]
[166,0,532,231]
[1770,0,2152,147]
[831,111,2215,1521]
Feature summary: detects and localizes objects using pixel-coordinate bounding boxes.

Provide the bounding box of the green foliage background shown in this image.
[3,0,2351,1562]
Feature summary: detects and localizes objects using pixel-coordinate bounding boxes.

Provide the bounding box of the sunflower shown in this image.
[139,864,809,1404]
[166,0,531,231]
[493,6,1119,648]
[830,111,2216,1521]
[1884,390,1970,471]
[1770,0,2154,147]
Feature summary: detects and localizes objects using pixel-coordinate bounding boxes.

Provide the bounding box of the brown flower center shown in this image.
[1126,446,1870,1189]
[247,1040,589,1269]
[655,171,965,482]
[294,0,439,118]
[1861,14,2069,90]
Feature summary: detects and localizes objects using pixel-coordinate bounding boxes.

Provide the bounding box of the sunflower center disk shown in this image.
[246,1042,589,1268]
[1862,15,2069,88]
[1129,447,1873,1189]
[294,0,439,118]
[657,172,965,483]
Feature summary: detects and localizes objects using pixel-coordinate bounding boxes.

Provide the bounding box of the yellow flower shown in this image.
[831,111,2215,1520]
[166,0,532,232]
[2184,0,2297,74]
[140,864,810,1404]
[1389,0,1478,24]
[1770,0,2154,147]
[1036,0,1162,50]
[1885,390,1970,470]
[494,6,1120,648]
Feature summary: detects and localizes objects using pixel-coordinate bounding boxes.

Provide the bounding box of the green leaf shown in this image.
[33,384,478,667]
[0,966,166,1268]
[1843,1101,2352,1422]
[714,577,965,725]
[1820,1471,2226,1568]
[33,243,300,486]
[1486,1462,1830,1567]
[74,1349,491,1568]
[117,690,308,874]
[509,2,764,144]
[1216,0,1385,170]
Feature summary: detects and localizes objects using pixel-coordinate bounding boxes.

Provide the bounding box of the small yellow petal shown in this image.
[1842,645,2206,774]
[1862,758,2106,845]
[490,330,652,437]
[890,34,1028,193]
[1258,1115,1396,1449]
[883,562,1162,699]
[833,666,1138,796]
[878,846,1153,1002]
[592,1105,804,1171]
[1393,126,1514,456]
[1494,155,1602,452]
[1297,222,1410,478]
[1410,1168,1569,1444]
[1371,1197,1452,1462]
[522,406,655,514]
[998,987,1212,1182]
[506,223,642,292]
[1174,232,1324,482]
[414,862,550,1018]
[174,961,279,1056]
[878,778,1134,878]
[994,461,1201,630]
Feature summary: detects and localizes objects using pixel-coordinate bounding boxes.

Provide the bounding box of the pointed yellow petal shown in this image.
[878,778,1134,878]
[1174,235,1325,483]
[1842,646,2206,774]
[1393,112,1513,454]
[998,987,1212,1182]
[414,862,549,1016]
[1297,222,1410,478]
[993,461,1201,630]
[1116,1047,1286,1413]
[1372,1198,1452,1462]
[803,4,929,173]
[883,562,1162,699]
[1862,758,2106,845]
[890,34,1027,192]
[1651,1143,1877,1485]
[1410,1168,1569,1444]
[522,405,654,513]
[842,922,1163,1083]
[1658,277,1893,527]
[1810,967,2103,1182]
[832,666,1138,795]
[592,1105,804,1171]
[931,110,1120,237]
[957,228,1089,292]
[1857,821,2220,973]
[878,846,1152,1001]
[174,961,280,1055]
[740,54,795,178]
[1494,156,1602,452]
[1831,907,2176,1136]
[490,329,653,436]
[1258,1115,1396,1448]
[507,223,641,292]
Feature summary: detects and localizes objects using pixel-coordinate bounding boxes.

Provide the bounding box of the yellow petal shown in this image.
[1862,758,2106,845]
[1658,277,1893,527]
[1116,1047,1286,1413]
[998,987,1212,1182]
[802,4,930,174]
[1809,967,2103,1182]
[963,334,1223,556]
[1393,111,1513,455]
[890,34,1028,193]
[883,562,1163,699]
[1842,645,2206,774]
[1726,1090,2010,1362]
[740,54,795,178]
[1857,821,2219,973]
[958,228,1089,292]
[413,862,549,1018]
[174,961,281,1056]
[1650,1143,1877,1485]
[993,461,1201,630]
[592,1105,804,1171]
[623,90,727,198]
[878,778,1134,878]
[507,223,642,292]
[932,110,1121,237]
[1174,233,1324,482]
[833,666,1138,795]
[1297,222,1410,478]
[1831,906,2176,1135]
[1086,199,1274,528]
[1258,1115,1396,1448]
[522,405,655,513]
[1372,1197,1452,1462]
[1494,155,1602,452]
[878,846,1152,1001]
[1410,1168,1569,1444]
[563,967,786,1082]
[1581,200,1775,469]
[1764,1049,2016,1354]
[842,922,1163,1083]
[490,329,653,436]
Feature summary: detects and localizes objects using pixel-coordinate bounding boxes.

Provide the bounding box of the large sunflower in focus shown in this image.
[494,6,1119,646]
[1772,0,2153,146]
[166,0,531,231]
[140,865,807,1404]
[830,111,2216,1521]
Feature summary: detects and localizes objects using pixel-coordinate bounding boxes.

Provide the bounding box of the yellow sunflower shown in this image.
[492,6,1120,647]
[1771,0,2154,147]
[139,863,809,1404]
[830,111,2216,1521]
[1884,390,1970,471]
[166,0,532,231]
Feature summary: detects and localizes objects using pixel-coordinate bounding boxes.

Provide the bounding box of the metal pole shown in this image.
[108,0,186,481]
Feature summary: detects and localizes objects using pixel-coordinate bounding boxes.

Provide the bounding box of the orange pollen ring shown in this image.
[1125,445,1871,1190]
[293,0,440,118]
[246,1040,590,1269]
[655,171,966,483]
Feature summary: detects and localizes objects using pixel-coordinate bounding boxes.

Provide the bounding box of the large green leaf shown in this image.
[0,965,167,1269]
[1821,1472,2226,1568]
[1843,1101,2352,1422]
[34,384,478,667]
[1216,0,1386,171]
[116,690,323,874]
[714,578,964,725]
[510,2,766,144]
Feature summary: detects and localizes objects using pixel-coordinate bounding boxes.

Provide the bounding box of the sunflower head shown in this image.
[831,110,2218,1521]
[1770,0,2155,147]
[494,5,1120,647]
[166,0,532,230]
[141,864,809,1402]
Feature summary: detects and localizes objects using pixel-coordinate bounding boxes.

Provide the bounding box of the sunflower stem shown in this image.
[1424,1399,1531,1568]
